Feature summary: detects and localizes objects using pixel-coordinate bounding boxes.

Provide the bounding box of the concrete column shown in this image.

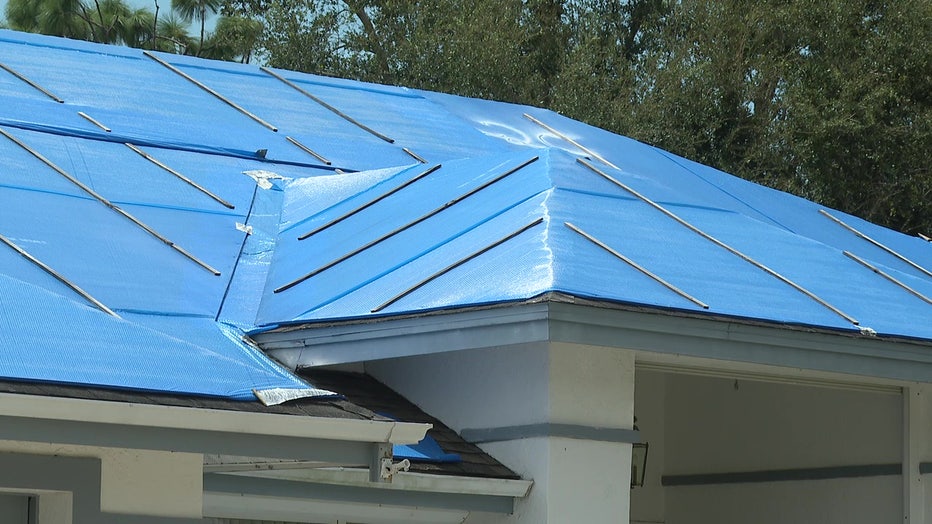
[903,386,928,524]
[369,342,637,524]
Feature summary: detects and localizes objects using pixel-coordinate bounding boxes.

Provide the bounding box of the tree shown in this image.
[216,0,931,236]
[616,0,931,234]
[5,0,264,62]
[171,0,222,53]
[200,15,263,62]
[5,0,153,46]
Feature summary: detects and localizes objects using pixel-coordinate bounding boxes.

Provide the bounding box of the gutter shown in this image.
[0,392,429,444]
[219,466,533,498]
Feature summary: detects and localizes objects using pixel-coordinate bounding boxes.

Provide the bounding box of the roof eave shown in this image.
[253,298,932,385]
[0,392,430,463]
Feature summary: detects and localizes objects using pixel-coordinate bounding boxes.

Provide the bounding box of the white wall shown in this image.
[664,374,902,472]
[665,476,901,524]
[368,341,637,524]
[631,370,665,524]
[0,493,29,523]
[0,441,203,518]
[645,372,904,524]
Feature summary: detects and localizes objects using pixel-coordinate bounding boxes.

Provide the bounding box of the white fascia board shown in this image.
[547,302,932,383]
[0,393,430,445]
[256,301,932,384]
[204,492,469,524]
[225,467,533,498]
[255,303,551,367]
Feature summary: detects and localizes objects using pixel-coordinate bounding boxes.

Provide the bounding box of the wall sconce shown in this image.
[631,417,648,488]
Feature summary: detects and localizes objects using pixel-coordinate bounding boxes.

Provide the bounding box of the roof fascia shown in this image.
[204,491,469,524]
[256,302,932,384]
[547,302,932,384]
[0,393,429,462]
[256,303,551,368]
[204,471,517,515]
[217,466,533,498]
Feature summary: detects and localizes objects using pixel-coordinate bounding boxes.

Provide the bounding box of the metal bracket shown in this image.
[380,457,411,481]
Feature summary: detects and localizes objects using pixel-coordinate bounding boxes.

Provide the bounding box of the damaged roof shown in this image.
[0,29,930,403]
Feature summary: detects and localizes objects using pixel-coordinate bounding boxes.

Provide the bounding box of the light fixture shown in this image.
[631,417,649,488]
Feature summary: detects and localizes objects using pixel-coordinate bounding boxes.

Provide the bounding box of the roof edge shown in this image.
[255,298,932,385]
[0,392,429,445]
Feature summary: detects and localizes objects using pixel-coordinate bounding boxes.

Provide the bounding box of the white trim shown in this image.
[904,386,924,524]
[259,302,932,384]
[0,393,429,444]
[224,467,533,498]
[204,492,470,524]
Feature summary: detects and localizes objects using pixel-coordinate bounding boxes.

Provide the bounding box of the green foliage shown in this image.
[4,0,262,60]
[200,15,262,61]
[5,0,928,234]
[230,0,931,235]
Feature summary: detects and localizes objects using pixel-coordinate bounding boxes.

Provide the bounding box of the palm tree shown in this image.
[91,0,132,43]
[5,0,42,33]
[40,0,87,38]
[5,0,155,46]
[122,7,156,48]
[156,13,193,54]
[170,0,220,55]
[201,15,262,62]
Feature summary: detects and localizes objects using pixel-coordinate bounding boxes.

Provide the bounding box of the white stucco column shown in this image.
[368,341,637,524]
[903,385,929,524]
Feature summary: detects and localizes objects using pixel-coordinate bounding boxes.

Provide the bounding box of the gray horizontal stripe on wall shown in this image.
[460,423,641,444]
[663,464,902,487]
[920,463,932,474]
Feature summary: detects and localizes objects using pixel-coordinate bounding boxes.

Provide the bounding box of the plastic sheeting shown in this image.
[1,28,930,410]
[265,144,932,339]
[0,275,309,399]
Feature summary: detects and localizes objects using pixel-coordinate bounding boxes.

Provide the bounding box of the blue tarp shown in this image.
[1,29,930,405]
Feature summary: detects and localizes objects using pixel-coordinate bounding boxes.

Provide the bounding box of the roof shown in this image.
[261,148,932,340]
[0,29,930,404]
[0,377,377,419]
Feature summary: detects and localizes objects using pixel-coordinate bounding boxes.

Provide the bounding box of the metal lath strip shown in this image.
[820,209,932,279]
[275,156,540,293]
[565,222,709,309]
[285,136,331,165]
[0,128,220,276]
[298,164,442,240]
[577,158,860,326]
[143,51,278,132]
[372,218,545,313]
[403,148,427,163]
[260,66,394,143]
[0,232,119,317]
[524,113,619,170]
[844,251,932,305]
[0,60,64,103]
[77,112,110,132]
[125,143,234,209]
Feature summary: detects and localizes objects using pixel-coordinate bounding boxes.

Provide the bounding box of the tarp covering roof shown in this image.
[0,30,930,401]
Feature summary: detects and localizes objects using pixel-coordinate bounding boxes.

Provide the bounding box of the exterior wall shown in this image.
[637,372,904,524]
[0,493,29,523]
[368,341,637,524]
[369,343,912,524]
[368,341,552,432]
[0,441,202,519]
[631,370,665,524]
[665,477,901,524]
